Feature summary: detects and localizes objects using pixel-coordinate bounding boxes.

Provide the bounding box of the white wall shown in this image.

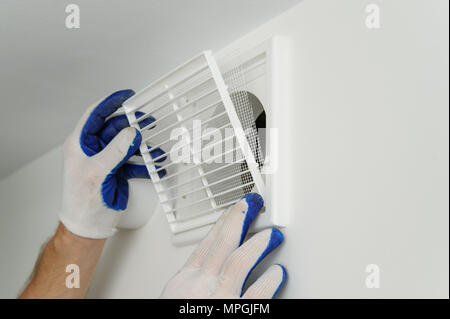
[0,147,62,296]
[0,0,448,298]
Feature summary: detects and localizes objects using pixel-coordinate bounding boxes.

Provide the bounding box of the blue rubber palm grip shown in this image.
[239,193,264,245]
[78,90,147,211]
[101,129,142,210]
[271,264,287,298]
[80,90,135,156]
[78,90,167,211]
[240,228,285,297]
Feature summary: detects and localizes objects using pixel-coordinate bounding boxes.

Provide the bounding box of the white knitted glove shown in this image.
[59,90,165,238]
[161,193,286,299]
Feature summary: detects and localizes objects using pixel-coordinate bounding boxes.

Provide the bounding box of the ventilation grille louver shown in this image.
[124,51,265,234]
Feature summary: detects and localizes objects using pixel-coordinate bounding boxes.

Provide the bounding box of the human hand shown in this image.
[59,90,166,239]
[161,193,286,299]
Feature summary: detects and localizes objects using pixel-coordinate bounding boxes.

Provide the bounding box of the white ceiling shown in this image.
[0,0,301,179]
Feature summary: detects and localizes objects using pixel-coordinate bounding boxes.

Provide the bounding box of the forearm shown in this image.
[19,223,106,299]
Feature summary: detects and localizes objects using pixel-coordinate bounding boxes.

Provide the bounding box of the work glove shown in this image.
[161,193,286,299]
[59,90,166,239]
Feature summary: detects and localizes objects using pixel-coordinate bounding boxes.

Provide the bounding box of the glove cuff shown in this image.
[59,210,121,239]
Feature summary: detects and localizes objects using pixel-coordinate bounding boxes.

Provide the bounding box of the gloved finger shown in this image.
[102,170,130,211]
[184,208,233,268]
[218,228,284,296]
[94,127,141,173]
[148,146,167,162]
[118,163,167,180]
[75,90,133,133]
[134,112,157,130]
[79,90,135,156]
[136,112,156,129]
[98,114,163,160]
[200,193,264,275]
[99,112,155,149]
[242,265,287,299]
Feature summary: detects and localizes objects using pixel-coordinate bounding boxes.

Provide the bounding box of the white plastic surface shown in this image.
[123,51,269,244]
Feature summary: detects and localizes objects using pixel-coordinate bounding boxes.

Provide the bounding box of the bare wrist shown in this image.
[54,223,106,250]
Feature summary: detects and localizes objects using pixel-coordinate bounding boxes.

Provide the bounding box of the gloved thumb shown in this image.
[94,127,142,173]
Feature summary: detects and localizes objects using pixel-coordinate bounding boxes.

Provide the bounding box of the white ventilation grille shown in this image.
[123,51,265,234]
